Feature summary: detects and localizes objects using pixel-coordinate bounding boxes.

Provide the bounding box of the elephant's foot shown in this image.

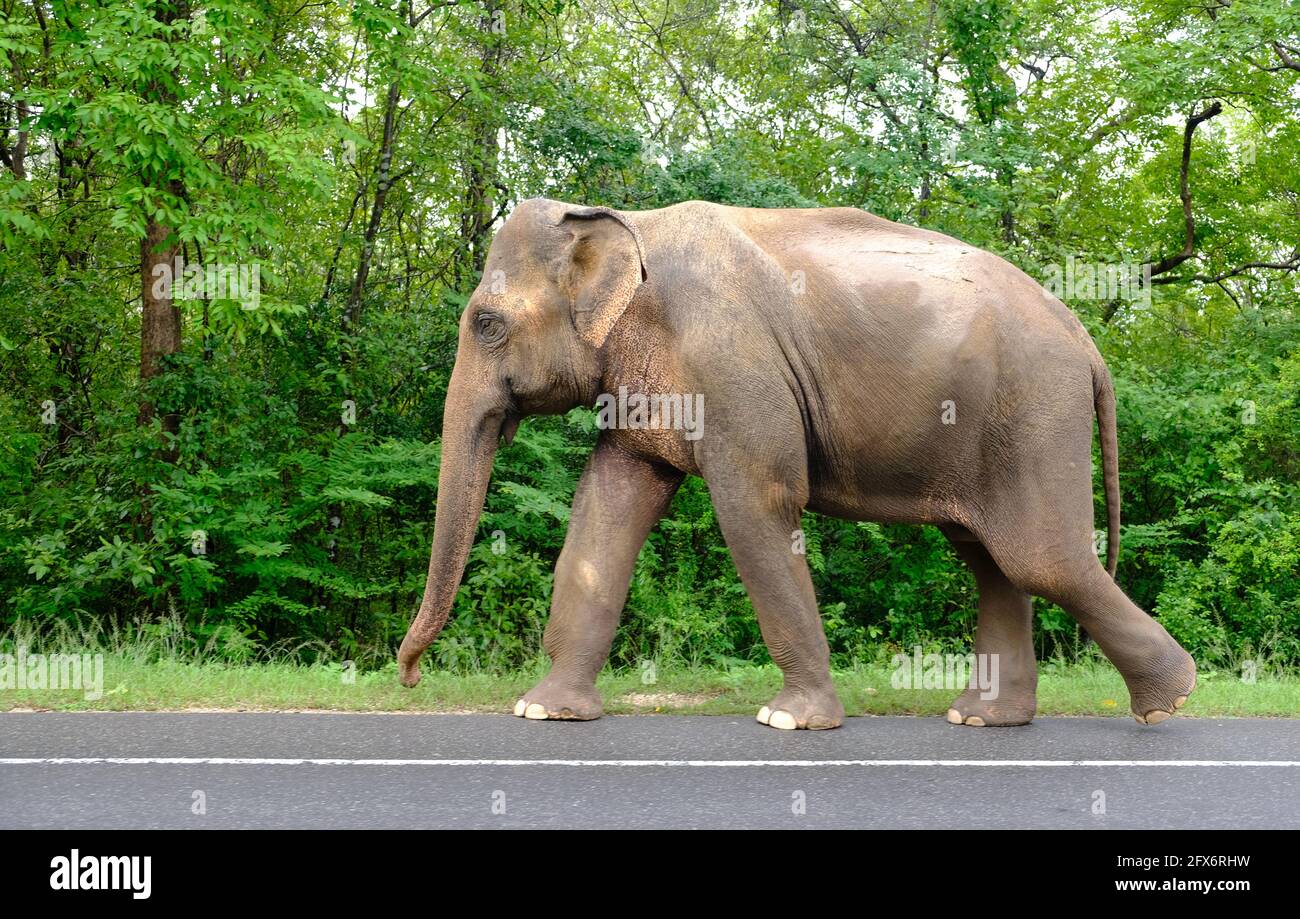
[945,685,1036,727]
[1126,643,1197,725]
[512,676,603,721]
[756,686,845,731]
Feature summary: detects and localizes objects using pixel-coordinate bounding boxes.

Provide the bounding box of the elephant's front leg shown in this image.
[514,436,683,721]
[707,473,845,731]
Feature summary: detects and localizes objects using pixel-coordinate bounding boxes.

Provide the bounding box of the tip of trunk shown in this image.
[398,636,424,687]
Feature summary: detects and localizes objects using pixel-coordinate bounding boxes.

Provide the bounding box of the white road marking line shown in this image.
[1,758,1298,767]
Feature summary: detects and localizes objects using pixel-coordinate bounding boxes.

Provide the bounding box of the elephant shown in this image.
[397,197,1197,731]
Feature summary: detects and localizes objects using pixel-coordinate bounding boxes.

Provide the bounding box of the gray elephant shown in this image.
[397,197,1196,731]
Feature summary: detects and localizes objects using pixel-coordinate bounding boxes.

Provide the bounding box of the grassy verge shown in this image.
[2,652,1297,716]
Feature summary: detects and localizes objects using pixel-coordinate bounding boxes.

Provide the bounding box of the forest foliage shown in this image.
[1,0,1297,671]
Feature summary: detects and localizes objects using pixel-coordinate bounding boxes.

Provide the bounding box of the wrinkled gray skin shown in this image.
[398,198,1196,731]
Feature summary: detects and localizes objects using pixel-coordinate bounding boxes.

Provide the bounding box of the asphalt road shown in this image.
[2,712,1298,828]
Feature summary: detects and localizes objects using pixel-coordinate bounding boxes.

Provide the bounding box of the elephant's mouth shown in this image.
[498,412,520,446]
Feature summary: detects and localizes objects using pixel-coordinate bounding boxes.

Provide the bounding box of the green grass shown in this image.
[3,652,1297,717]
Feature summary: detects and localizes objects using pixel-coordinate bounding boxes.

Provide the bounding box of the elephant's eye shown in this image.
[475,312,506,345]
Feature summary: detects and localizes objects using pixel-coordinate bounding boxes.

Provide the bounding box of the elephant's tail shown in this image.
[1093,363,1121,578]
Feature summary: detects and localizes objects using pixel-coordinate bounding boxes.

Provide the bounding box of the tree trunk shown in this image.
[457,2,504,287]
[139,203,181,453]
[138,0,187,458]
[343,77,402,332]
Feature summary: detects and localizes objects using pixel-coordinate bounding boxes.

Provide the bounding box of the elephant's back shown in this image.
[733,207,1101,368]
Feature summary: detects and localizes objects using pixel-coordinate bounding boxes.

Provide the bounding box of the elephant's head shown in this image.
[397,198,647,686]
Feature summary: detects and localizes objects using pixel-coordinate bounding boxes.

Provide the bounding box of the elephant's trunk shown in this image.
[397,374,505,687]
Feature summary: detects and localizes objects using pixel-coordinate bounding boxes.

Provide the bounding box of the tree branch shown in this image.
[1272,40,1300,72]
[1149,249,1300,285]
[1143,101,1222,279]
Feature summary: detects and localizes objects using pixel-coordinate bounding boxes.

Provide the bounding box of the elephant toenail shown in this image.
[768,710,798,730]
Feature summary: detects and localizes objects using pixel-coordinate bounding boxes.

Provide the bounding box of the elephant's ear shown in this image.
[559,206,647,349]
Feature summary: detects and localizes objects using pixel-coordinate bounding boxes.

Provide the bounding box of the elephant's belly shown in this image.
[807,472,968,528]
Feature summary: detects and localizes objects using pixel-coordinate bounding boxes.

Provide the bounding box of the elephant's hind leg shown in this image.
[980,515,1196,726]
[1044,563,1196,724]
[943,530,1038,726]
